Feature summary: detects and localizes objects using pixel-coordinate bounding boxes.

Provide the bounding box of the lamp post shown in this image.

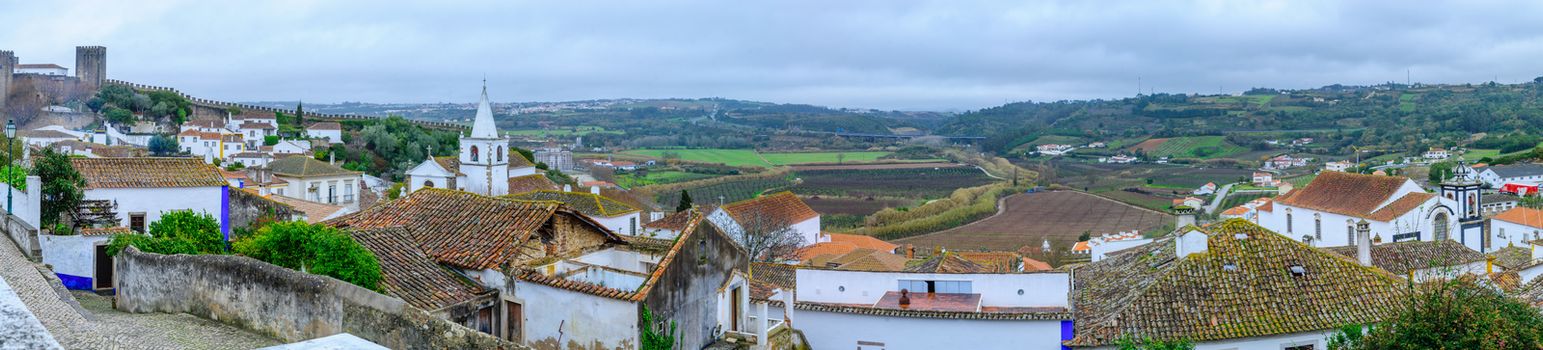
[6,119,15,214]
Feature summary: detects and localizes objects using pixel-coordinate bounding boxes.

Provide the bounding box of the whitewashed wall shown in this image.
[591,213,641,236]
[1258,195,1456,247]
[83,186,225,230]
[38,234,111,289]
[511,280,638,349]
[708,209,821,248]
[800,309,1065,350]
[795,269,1070,308]
[0,176,43,230]
[572,248,660,274]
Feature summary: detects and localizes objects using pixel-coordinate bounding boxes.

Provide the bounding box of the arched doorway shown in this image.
[423,180,435,188]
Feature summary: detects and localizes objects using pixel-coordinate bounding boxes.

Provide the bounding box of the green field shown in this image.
[625,149,768,167]
[614,171,716,189]
[1399,93,1416,112]
[1148,136,1249,159]
[1213,95,1275,107]
[506,126,624,137]
[1219,192,1274,210]
[1284,173,1318,187]
[623,149,897,168]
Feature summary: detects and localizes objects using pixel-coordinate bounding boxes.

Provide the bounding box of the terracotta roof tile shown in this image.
[505,190,639,217]
[1323,240,1487,275]
[80,227,134,236]
[720,192,818,228]
[905,253,989,273]
[326,188,611,270]
[1495,207,1543,229]
[827,233,898,252]
[346,227,490,311]
[265,195,346,223]
[305,122,342,130]
[72,158,227,189]
[953,251,1023,272]
[268,156,360,178]
[1021,257,1052,271]
[432,156,464,176]
[788,301,1069,321]
[1275,171,1414,220]
[1491,245,1535,270]
[643,210,694,231]
[514,211,716,302]
[1366,192,1435,221]
[1066,219,1406,346]
[506,174,557,195]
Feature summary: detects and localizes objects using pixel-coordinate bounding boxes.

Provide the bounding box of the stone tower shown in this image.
[0,50,14,113]
[75,46,106,87]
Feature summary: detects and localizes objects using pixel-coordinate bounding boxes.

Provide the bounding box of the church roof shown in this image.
[1274,171,1421,221]
[1065,219,1406,347]
[72,158,227,189]
[345,226,490,311]
[504,190,640,218]
[1322,240,1487,276]
[469,84,500,139]
[268,156,360,178]
[432,156,464,176]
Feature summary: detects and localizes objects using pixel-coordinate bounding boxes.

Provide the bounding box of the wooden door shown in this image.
[731,286,742,331]
[505,301,523,342]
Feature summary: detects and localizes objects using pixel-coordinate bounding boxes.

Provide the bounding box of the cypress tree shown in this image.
[676,190,693,212]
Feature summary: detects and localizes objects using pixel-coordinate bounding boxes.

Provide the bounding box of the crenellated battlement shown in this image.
[104,79,469,131]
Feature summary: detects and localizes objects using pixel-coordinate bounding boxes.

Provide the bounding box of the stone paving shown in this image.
[0,276,62,349]
[0,238,279,349]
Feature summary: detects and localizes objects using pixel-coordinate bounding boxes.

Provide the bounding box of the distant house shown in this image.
[1424,147,1450,160]
[1036,144,1073,156]
[1251,172,1275,187]
[1263,155,1310,170]
[1476,163,1543,187]
[16,63,67,76]
[305,122,344,144]
[1105,155,1137,164]
[1325,160,1354,172]
[1172,197,1204,209]
[268,156,363,206]
[1087,231,1151,262]
[1193,182,1217,195]
[271,139,313,154]
[1086,141,1106,148]
[1323,240,1491,282]
[22,128,82,147]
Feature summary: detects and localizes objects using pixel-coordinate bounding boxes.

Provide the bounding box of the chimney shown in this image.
[1174,207,1197,228]
[1176,228,1208,258]
[898,289,911,308]
[904,244,915,259]
[590,186,600,195]
[1355,219,1372,267]
[563,184,572,192]
[329,152,335,165]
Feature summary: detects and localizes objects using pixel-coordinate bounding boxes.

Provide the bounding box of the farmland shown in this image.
[1218,191,1274,211]
[622,148,900,168]
[803,196,915,216]
[614,171,716,189]
[1031,161,1253,191]
[892,191,1172,252]
[653,177,796,209]
[506,126,625,137]
[1129,136,1249,159]
[792,167,995,199]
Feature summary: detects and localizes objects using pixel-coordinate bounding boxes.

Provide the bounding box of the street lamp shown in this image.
[6,119,15,214]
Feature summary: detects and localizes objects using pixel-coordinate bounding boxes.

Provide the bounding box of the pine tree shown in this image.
[676,190,693,212]
[295,101,306,128]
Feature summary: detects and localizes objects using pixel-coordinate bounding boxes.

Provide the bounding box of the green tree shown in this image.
[0,165,25,191]
[676,190,693,212]
[235,221,382,291]
[1331,277,1543,350]
[35,150,83,228]
[106,210,226,256]
[1427,161,1454,183]
[104,107,135,126]
[295,102,306,128]
[148,135,179,156]
[1115,336,1195,350]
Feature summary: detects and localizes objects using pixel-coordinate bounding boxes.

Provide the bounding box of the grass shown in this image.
[624,149,769,167]
[1212,95,1275,107]
[505,126,624,137]
[1218,192,1274,210]
[1145,136,1249,159]
[1399,93,1416,112]
[614,171,716,189]
[1466,149,1501,160]
[762,151,891,165]
[1284,173,1318,187]
[623,149,898,168]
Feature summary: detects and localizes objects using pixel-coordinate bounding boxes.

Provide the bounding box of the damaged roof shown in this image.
[347,227,490,312]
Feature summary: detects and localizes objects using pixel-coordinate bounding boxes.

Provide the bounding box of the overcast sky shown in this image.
[5,1,1543,111]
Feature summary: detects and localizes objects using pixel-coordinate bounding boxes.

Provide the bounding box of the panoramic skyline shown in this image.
[5,0,1543,110]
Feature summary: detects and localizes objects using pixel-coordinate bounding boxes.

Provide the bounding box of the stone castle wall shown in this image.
[114,247,524,349]
[105,79,467,131]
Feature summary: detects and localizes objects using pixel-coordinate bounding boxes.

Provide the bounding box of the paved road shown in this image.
[0,237,278,349]
[1203,183,1235,213]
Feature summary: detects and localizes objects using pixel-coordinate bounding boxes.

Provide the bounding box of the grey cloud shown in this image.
[4,0,1543,111]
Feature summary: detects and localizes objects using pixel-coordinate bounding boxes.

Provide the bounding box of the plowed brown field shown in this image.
[892,191,1171,251]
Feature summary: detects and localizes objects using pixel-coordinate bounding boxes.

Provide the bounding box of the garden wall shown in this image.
[114,247,524,349]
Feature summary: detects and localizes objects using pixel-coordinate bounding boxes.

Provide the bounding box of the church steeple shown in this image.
[469,80,499,139]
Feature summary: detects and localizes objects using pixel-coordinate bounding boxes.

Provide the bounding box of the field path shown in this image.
[892,191,1172,251]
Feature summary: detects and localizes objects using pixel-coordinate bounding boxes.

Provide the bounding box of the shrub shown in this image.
[235,221,382,291]
[106,210,226,256]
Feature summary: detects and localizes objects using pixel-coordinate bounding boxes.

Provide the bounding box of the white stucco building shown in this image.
[789,264,1072,350]
[1476,163,1543,187]
[708,192,822,251]
[266,156,363,207]
[70,157,230,236]
[1255,171,1466,249]
[305,122,344,144]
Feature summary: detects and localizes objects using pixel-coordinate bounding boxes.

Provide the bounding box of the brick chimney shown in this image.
[904,244,915,259]
[898,289,911,308]
[1356,219,1372,267]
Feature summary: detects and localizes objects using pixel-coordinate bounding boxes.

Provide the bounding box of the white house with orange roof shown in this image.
[1254,171,1462,249]
[1193,182,1216,195]
[796,232,899,262]
[708,192,822,250]
[1492,207,1543,249]
[1251,172,1276,187]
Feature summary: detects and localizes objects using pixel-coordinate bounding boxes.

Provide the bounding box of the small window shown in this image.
[1284,344,1315,350]
[1223,262,1238,271]
[470,145,479,162]
[1288,264,1307,276]
[129,213,147,233]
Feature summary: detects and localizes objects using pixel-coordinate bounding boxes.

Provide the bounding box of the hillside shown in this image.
[942,80,1543,159]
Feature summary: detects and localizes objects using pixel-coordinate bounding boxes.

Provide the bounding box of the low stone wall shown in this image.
[227,188,298,230]
[114,247,523,349]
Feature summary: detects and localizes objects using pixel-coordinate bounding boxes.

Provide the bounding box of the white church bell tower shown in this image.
[459,82,510,196]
